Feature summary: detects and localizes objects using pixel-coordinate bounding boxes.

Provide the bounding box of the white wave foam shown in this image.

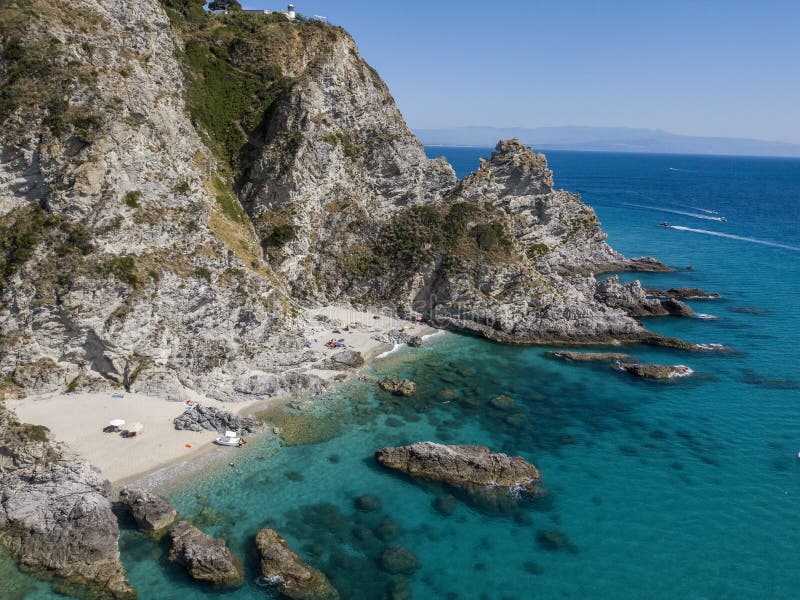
[694,313,717,320]
[376,343,404,359]
[668,226,800,252]
[696,343,724,350]
[421,330,446,341]
[620,203,726,222]
[669,366,694,378]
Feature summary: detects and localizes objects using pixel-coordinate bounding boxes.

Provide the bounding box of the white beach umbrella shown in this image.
[109,419,125,427]
[128,422,144,433]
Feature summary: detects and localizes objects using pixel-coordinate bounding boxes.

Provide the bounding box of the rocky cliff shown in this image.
[1,0,678,402]
[0,402,133,598]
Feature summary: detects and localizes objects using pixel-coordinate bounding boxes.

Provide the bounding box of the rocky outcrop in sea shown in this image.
[378,377,417,397]
[168,521,242,586]
[613,363,693,380]
[117,487,178,532]
[375,442,542,495]
[255,528,339,600]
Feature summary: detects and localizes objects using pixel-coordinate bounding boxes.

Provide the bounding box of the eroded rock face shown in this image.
[0,404,134,598]
[378,377,417,396]
[173,404,261,434]
[254,528,338,600]
[375,442,542,495]
[645,287,720,300]
[168,521,242,586]
[613,363,693,380]
[117,487,177,532]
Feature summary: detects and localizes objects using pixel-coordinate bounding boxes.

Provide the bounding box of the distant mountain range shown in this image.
[414,126,800,158]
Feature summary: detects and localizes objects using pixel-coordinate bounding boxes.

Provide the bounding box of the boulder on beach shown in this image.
[378,377,417,397]
[613,363,693,380]
[173,404,261,434]
[168,521,242,586]
[255,528,339,600]
[321,349,365,371]
[118,487,177,532]
[374,441,542,495]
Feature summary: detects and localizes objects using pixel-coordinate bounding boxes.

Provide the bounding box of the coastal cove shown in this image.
[4,149,798,599]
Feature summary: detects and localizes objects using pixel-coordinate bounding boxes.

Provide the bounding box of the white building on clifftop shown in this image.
[241,4,296,19]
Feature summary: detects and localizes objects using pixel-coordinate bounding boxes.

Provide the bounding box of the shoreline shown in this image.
[7,307,440,490]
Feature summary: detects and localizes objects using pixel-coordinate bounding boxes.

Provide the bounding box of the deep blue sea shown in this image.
[5,149,800,599]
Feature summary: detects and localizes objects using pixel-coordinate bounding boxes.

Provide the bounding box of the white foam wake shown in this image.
[668,226,800,252]
[621,203,726,222]
[694,313,717,320]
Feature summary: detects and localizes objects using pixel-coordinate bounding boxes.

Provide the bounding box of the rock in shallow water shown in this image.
[117,487,177,532]
[378,377,417,397]
[374,442,542,495]
[168,521,242,586]
[613,363,693,380]
[379,545,420,575]
[255,528,339,599]
[545,350,634,363]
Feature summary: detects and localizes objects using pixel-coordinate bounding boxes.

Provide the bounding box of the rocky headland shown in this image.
[0,0,725,593]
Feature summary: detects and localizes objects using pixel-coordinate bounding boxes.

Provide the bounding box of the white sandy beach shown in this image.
[7,307,438,486]
[7,391,265,485]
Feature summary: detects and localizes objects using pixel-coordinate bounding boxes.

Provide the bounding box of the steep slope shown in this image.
[0,0,679,403]
[0,0,315,402]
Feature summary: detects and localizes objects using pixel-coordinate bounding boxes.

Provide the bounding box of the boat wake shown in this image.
[668,226,800,252]
[621,203,726,222]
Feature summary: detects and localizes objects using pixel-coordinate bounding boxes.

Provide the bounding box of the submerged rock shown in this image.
[354,494,382,512]
[255,528,339,600]
[374,441,542,495]
[168,521,242,586]
[118,487,177,532]
[613,363,693,380]
[379,545,420,575]
[378,377,417,397]
[536,529,578,554]
[489,394,515,410]
[433,494,457,516]
[173,404,261,434]
[546,350,634,362]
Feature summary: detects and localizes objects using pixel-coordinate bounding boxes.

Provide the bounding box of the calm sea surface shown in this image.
[6,149,800,599]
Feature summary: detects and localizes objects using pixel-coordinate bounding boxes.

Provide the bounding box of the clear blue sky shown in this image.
[241,1,800,143]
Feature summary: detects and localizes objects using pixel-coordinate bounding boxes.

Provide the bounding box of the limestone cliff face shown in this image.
[0,0,671,402]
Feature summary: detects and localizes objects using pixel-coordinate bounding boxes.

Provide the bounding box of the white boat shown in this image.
[214,430,243,447]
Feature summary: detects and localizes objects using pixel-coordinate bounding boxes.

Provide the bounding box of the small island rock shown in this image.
[255,528,339,600]
[545,351,633,363]
[168,521,242,586]
[375,442,542,495]
[613,363,692,380]
[118,487,177,532]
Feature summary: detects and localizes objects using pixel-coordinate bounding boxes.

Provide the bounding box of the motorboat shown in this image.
[214,430,243,447]
[719,216,727,222]
[659,221,671,227]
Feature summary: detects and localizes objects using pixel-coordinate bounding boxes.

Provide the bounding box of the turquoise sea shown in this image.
[5,149,800,599]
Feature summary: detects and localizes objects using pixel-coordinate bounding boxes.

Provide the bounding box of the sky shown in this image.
[240,1,800,143]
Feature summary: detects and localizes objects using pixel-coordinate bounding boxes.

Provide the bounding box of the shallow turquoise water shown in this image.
[8,150,800,599]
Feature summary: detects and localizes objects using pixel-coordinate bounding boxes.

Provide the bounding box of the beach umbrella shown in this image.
[109,419,125,427]
[128,422,143,433]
